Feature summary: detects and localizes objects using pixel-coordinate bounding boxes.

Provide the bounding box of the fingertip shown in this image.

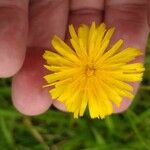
[113,98,132,113]
[113,82,139,114]
[12,75,52,116]
[53,100,67,112]
[12,48,52,116]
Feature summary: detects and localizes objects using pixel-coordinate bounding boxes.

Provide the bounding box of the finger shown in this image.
[12,0,69,115]
[105,0,149,113]
[69,0,104,27]
[53,0,104,111]
[0,0,28,77]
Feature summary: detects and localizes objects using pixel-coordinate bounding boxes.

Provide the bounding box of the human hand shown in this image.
[0,0,149,115]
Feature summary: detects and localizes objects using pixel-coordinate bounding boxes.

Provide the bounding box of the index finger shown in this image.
[0,0,28,77]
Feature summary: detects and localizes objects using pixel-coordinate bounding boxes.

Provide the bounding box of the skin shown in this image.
[0,0,149,116]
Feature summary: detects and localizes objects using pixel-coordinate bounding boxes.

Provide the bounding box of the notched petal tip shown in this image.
[42,84,51,88]
[69,24,74,29]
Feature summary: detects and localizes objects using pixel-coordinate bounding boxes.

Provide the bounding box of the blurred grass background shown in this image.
[0,40,150,150]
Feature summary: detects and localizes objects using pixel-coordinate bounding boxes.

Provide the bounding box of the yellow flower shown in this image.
[43,22,144,119]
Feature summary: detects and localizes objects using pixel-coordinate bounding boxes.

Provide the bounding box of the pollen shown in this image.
[85,64,95,77]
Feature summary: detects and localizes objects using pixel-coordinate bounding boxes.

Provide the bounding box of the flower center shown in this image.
[85,65,95,77]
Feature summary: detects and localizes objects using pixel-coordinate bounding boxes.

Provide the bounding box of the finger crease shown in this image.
[70,8,103,16]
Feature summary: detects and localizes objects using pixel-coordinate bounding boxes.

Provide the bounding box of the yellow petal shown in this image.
[78,24,89,51]
[43,50,74,66]
[52,36,80,63]
[105,48,142,63]
[69,24,78,41]
[95,39,123,65]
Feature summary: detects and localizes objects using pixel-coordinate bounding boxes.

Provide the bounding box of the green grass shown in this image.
[0,42,150,150]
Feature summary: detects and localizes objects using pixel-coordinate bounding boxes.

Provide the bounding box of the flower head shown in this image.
[43,22,144,119]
